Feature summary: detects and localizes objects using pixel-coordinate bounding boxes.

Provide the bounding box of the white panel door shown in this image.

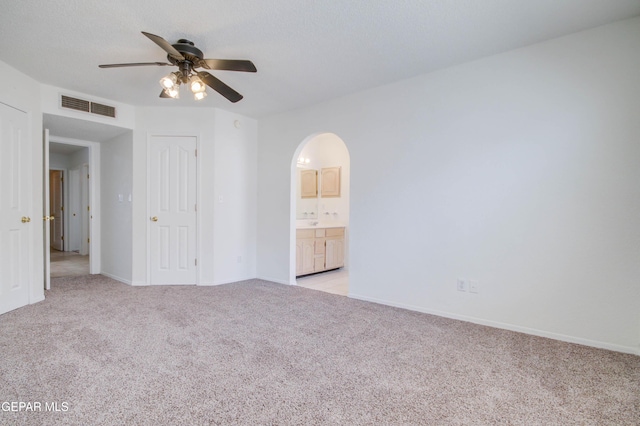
[80,164,89,256]
[0,102,31,314]
[149,136,197,285]
[68,168,81,251]
[43,129,50,290]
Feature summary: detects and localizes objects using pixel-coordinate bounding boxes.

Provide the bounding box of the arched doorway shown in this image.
[290,133,350,295]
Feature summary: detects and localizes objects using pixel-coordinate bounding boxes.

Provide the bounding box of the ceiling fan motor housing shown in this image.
[168,40,205,83]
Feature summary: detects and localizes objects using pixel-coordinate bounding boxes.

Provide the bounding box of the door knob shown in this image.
[22,216,31,223]
[150,216,158,222]
[50,215,55,220]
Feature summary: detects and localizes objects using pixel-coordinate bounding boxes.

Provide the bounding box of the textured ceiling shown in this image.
[1,0,640,118]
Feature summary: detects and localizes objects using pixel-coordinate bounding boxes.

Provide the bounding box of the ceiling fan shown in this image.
[99,31,256,103]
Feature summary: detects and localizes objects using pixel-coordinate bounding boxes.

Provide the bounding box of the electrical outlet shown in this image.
[457,279,467,292]
[469,280,479,294]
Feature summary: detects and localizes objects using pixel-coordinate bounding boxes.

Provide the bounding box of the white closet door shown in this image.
[149,136,197,285]
[0,102,31,313]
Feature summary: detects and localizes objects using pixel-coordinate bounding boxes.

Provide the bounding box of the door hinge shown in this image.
[87,238,90,243]
[195,259,198,266]
[61,206,64,211]
[61,177,64,182]
[61,236,64,240]
[87,206,90,211]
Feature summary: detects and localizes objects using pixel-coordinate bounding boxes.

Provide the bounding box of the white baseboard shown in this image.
[101,272,132,285]
[256,276,291,285]
[349,293,639,356]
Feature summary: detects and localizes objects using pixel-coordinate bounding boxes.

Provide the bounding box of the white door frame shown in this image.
[43,129,51,290]
[146,132,201,285]
[47,136,101,275]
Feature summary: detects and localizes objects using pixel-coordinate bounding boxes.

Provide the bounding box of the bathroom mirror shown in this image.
[296,169,318,219]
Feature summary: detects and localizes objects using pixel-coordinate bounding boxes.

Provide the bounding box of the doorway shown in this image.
[290,133,351,295]
[46,138,99,283]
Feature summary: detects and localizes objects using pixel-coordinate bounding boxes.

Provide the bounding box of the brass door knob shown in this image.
[150,216,158,222]
[22,216,31,223]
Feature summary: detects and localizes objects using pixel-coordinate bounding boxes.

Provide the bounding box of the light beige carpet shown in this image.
[1,275,638,425]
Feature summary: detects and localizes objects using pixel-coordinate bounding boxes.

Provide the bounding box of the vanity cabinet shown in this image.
[296,227,345,277]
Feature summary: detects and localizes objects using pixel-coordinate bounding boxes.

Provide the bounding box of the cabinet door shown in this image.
[301,239,315,275]
[296,240,304,276]
[325,237,345,270]
[321,167,341,197]
[300,169,317,198]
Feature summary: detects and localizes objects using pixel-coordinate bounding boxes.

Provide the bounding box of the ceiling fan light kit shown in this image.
[99,31,256,103]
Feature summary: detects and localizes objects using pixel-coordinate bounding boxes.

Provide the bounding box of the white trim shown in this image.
[257,276,292,286]
[100,272,132,286]
[349,293,640,356]
[195,133,202,286]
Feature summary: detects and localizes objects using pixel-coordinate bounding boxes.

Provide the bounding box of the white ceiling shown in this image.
[2,1,640,119]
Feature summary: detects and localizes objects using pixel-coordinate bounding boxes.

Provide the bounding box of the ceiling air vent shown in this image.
[60,95,117,119]
[90,102,116,118]
[61,95,90,113]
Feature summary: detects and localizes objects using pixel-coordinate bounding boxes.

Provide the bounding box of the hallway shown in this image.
[50,249,89,278]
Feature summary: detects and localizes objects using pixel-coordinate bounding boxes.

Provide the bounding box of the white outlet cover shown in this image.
[469,280,479,294]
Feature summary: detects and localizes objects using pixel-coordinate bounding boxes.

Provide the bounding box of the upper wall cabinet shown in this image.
[300,169,318,198]
[321,166,341,198]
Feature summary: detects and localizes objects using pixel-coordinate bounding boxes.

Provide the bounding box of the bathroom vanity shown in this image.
[296,226,345,277]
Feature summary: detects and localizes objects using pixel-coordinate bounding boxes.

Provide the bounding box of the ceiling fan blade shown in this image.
[141,31,185,61]
[159,90,171,98]
[199,59,257,72]
[197,71,243,103]
[99,62,172,68]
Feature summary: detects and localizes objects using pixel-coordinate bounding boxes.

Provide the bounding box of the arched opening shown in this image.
[289,133,350,295]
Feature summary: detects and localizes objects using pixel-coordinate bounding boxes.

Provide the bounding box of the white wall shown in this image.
[50,148,89,170]
[133,107,257,285]
[0,60,44,305]
[101,132,133,283]
[257,17,640,354]
[212,109,258,285]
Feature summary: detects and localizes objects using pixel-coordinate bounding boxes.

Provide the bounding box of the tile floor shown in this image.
[50,249,90,278]
[296,268,349,296]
